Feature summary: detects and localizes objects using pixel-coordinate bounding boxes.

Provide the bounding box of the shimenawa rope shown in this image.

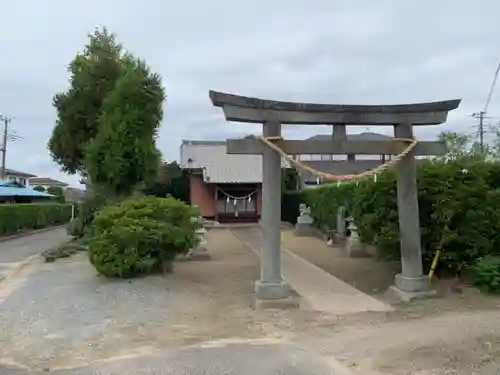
[218,188,257,201]
[253,135,418,182]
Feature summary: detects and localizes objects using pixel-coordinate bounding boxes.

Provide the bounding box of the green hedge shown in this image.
[0,203,74,236]
[298,159,500,275]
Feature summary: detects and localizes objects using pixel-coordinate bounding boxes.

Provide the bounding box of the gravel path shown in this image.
[0,229,311,372]
[0,341,345,375]
[2,226,500,374]
[0,253,208,370]
[0,340,344,375]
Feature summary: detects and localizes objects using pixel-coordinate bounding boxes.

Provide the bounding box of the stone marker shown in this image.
[294,204,314,236]
[333,206,347,244]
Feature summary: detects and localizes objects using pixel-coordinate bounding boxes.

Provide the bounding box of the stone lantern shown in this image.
[188,216,211,261]
[345,217,368,258]
[294,204,314,236]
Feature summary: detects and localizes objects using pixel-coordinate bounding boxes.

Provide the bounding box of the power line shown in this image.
[472,60,500,154]
[8,131,23,142]
[484,61,500,114]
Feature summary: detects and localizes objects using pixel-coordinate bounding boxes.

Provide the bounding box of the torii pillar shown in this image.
[209,90,461,302]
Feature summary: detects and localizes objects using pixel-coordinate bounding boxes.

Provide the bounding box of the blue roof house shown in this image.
[0,180,54,203]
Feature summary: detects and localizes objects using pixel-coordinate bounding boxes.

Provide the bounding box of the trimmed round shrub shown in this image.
[88,195,199,278]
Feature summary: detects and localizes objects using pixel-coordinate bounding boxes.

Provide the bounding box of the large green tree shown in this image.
[48,27,124,176]
[85,57,165,196]
[144,161,190,203]
[49,27,165,197]
[157,160,183,185]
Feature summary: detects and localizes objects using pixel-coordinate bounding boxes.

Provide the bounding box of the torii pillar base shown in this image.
[254,281,299,309]
[387,278,438,303]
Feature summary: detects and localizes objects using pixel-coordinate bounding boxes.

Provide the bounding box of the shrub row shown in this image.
[0,203,75,236]
[283,159,500,279]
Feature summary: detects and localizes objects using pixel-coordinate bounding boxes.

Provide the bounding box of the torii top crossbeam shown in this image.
[209,90,461,125]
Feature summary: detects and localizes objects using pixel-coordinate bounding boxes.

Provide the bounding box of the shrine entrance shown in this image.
[209,90,460,303]
[215,183,259,223]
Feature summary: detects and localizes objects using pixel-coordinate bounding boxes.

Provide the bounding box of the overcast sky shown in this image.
[1,1,500,187]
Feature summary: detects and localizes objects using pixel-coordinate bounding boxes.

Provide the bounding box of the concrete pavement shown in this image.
[232,226,392,314]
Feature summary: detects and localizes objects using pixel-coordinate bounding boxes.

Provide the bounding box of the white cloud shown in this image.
[1,0,500,187]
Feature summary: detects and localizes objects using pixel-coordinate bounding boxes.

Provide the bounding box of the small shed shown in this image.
[0,180,54,203]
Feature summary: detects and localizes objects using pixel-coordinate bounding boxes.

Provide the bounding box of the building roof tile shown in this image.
[5,168,37,177]
[180,140,289,183]
[180,133,393,183]
[0,186,53,197]
[29,177,68,186]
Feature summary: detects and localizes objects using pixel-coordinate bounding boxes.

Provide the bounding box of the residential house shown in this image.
[28,177,85,202]
[297,132,394,188]
[180,140,289,223]
[0,170,81,201]
[0,180,53,203]
[3,168,36,187]
[28,177,69,191]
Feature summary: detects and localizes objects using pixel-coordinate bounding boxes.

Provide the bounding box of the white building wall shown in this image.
[4,174,29,187]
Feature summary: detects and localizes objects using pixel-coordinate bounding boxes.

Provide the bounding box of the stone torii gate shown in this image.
[209,90,461,302]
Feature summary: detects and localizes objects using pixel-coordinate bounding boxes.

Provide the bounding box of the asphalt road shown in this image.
[0,227,69,263]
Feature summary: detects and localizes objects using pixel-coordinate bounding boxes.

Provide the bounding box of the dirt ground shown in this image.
[281,228,500,313]
[1,228,500,374]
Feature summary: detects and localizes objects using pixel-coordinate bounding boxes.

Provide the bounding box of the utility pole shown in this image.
[0,115,10,180]
[479,111,485,154]
[472,111,486,154]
